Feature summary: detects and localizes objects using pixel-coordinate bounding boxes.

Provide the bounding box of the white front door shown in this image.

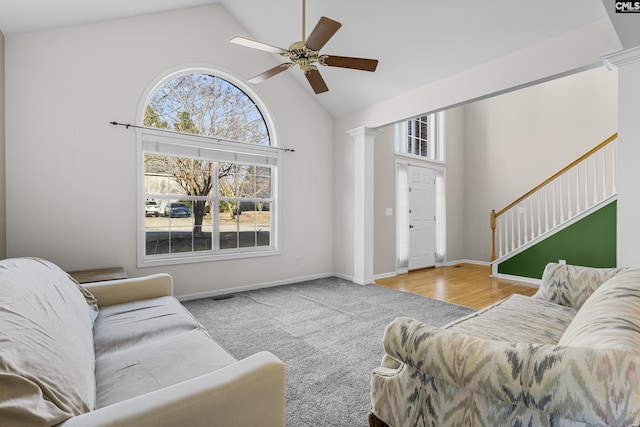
[408,165,436,270]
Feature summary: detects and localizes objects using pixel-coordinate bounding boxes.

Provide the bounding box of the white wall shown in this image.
[373,127,395,276]
[0,29,5,259]
[613,49,640,267]
[462,66,618,261]
[5,5,335,297]
[443,107,466,263]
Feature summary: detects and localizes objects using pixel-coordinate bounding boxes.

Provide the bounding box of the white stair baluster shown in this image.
[517,206,522,248]
[575,165,580,214]
[559,175,564,223]
[552,181,557,228]
[584,160,589,209]
[523,202,528,244]
[593,154,598,204]
[567,169,572,219]
[612,140,617,194]
[530,197,535,240]
[602,147,607,199]
[510,210,515,252]
[544,185,549,232]
[536,193,541,236]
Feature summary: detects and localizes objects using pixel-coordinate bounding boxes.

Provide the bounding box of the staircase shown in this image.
[490,133,618,277]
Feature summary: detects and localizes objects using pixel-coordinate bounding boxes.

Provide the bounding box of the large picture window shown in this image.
[138,71,278,266]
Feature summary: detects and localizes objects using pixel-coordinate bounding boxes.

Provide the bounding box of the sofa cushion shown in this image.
[93,296,237,408]
[559,268,640,352]
[0,258,98,426]
[534,262,625,309]
[445,294,576,344]
[93,296,203,356]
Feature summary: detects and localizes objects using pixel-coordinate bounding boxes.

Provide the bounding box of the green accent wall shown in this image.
[497,200,617,279]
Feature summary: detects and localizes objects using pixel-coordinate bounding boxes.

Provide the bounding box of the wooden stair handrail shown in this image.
[490,132,617,261]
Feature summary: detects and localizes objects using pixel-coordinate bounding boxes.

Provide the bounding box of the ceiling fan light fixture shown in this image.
[230,1,379,94]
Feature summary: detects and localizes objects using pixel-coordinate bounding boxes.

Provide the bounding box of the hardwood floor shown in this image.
[375,263,538,310]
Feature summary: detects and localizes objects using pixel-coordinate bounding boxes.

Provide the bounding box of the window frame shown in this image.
[394,112,445,163]
[136,67,279,268]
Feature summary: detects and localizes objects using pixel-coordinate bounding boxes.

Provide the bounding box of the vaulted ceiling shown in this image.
[0,0,619,117]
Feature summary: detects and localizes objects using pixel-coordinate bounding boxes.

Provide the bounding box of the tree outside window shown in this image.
[140,72,276,263]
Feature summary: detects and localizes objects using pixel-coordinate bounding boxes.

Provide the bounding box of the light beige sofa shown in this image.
[0,257,285,427]
[370,262,640,426]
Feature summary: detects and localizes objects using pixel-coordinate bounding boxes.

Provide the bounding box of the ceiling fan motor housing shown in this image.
[286,41,321,73]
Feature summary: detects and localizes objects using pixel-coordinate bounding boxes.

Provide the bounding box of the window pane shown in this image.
[192,161,215,198]
[193,206,213,252]
[145,73,270,146]
[145,154,171,195]
[219,162,238,197]
[420,139,428,158]
[144,198,193,254]
[145,209,170,255]
[219,199,239,250]
[256,203,271,247]
[398,114,442,161]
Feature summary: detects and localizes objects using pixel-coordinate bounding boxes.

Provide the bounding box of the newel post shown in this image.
[490,209,497,262]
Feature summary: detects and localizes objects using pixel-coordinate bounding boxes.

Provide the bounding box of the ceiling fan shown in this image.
[230,0,379,94]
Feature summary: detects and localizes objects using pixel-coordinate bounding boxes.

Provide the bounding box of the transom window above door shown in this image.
[395,112,444,162]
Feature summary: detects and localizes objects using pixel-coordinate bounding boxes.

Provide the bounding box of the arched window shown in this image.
[138,70,278,266]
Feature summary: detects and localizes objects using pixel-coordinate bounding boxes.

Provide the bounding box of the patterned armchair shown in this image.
[370,263,640,427]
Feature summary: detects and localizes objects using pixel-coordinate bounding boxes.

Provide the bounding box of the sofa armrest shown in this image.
[59,351,285,427]
[83,274,173,307]
[381,317,640,425]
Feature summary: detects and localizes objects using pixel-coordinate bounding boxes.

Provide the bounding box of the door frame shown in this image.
[395,159,446,273]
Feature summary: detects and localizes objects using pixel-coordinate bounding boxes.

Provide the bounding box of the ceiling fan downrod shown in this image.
[302,0,306,42]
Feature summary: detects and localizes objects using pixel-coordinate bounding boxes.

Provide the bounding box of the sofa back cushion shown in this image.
[0,258,98,426]
[534,262,626,309]
[559,268,640,352]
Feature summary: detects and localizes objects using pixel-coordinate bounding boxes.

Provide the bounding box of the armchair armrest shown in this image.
[59,351,285,427]
[381,317,640,426]
[83,274,173,307]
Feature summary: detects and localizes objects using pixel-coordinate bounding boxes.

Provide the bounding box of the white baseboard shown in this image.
[176,272,336,301]
[373,271,397,280]
[445,259,491,267]
[332,272,353,282]
[176,263,539,301]
[492,273,541,287]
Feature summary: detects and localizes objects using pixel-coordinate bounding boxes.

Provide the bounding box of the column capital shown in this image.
[601,45,640,70]
[346,126,382,139]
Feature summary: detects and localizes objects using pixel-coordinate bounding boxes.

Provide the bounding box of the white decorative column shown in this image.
[602,46,640,267]
[347,126,381,285]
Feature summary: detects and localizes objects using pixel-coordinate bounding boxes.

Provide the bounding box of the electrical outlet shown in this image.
[559,259,566,265]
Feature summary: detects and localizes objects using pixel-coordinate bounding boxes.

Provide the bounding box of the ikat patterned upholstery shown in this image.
[533,262,626,309]
[371,263,639,427]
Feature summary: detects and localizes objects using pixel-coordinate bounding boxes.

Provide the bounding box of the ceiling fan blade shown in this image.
[322,55,379,72]
[230,36,288,55]
[248,63,293,84]
[305,17,342,51]
[305,68,329,94]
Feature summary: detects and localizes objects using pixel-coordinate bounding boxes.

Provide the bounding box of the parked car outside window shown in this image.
[165,202,192,218]
[145,200,160,217]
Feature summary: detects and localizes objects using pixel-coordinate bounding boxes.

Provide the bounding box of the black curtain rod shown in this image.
[109,121,295,152]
